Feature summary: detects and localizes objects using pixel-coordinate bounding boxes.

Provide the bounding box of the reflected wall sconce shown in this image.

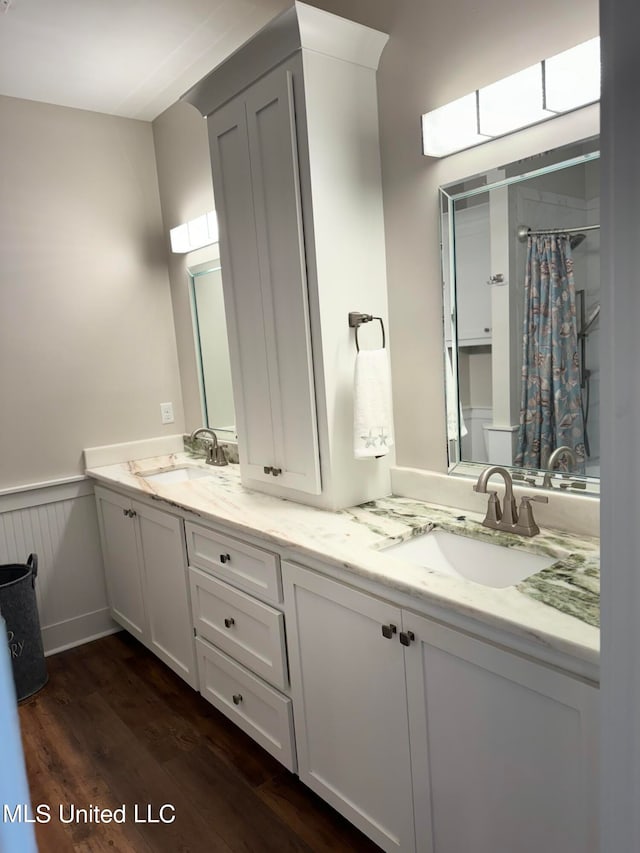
[422,37,600,157]
[169,210,219,253]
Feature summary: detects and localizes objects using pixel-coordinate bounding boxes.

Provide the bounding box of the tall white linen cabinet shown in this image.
[184,2,391,510]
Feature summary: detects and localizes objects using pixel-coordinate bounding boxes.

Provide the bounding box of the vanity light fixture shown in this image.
[422,36,600,157]
[169,210,219,253]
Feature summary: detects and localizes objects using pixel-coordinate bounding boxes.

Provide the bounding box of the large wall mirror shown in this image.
[441,137,600,493]
[189,256,236,441]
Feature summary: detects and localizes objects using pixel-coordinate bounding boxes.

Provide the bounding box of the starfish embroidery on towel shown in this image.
[378,429,390,447]
[360,430,378,448]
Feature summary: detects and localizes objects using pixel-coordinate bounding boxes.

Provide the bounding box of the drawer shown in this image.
[189,568,288,690]
[196,637,296,772]
[185,521,282,604]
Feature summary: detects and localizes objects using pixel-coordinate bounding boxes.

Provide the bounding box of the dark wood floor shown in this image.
[18,632,380,853]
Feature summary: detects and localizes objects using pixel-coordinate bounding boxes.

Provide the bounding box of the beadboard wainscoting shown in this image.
[0,478,116,655]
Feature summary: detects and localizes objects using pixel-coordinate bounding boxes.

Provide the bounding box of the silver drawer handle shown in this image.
[224,617,235,629]
[232,693,243,705]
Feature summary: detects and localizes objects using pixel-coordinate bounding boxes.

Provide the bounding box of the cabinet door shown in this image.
[244,65,321,495]
[404,612,598,853]
[94,487,146,641]
[208,65,321,496]
[208,97,276,486]
[453,203,492,345]
[134,501,197,688]
[283,562,415,853]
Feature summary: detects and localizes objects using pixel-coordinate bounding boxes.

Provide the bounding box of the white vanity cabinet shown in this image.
[94,486,197,688]
[283,560,598,853]
[186,2,391,510]
[185,521,296,771]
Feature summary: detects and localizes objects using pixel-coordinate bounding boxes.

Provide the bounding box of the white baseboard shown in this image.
[42,608,120,656]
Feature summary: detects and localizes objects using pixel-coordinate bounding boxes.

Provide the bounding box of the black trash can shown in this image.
[0,554,47,701]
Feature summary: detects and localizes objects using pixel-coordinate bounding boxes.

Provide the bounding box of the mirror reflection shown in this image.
[441,139,600,489]
[190,261,236,440]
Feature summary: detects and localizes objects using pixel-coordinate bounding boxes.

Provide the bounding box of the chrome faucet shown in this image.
[190,427,228,466]
[473,465,548,537]
[542,446,578,488]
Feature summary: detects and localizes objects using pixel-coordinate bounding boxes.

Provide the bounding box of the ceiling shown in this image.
[0,0,288,121]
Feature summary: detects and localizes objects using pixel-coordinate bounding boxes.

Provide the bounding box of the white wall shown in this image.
[306,0,599,473]
[0,95,184,489]
[150,0,598,478]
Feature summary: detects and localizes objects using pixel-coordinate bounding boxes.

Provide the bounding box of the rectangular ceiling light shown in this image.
[169,223,190,253]
[422,92,490,157]
[170,210,219,254]
[478,63,553,137]
[544,37,601,112]
[422,36,600,158]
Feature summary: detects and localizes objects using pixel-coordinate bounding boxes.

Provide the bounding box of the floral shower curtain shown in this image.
[514,235,586,472]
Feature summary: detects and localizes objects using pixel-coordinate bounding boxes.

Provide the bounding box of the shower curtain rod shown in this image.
[517,223,600,241]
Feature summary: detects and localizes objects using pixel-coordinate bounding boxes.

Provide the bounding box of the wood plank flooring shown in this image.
[18,632,381,853]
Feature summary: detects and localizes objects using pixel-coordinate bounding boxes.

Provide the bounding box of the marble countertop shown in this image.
[86,452,600,669]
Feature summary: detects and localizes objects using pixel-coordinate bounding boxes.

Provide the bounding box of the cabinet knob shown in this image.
[271,468,282,477]
[399,630,415,647]
[123,508,136,518]
[219,553,231,564]
[263,466,273,474]
[381,623,397,639]
[224,617,235,629]
[484,327,491,333]
[232,693,243,705]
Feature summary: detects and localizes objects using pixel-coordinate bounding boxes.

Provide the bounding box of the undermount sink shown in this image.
[383,529,556,588]
[138,466,212,485]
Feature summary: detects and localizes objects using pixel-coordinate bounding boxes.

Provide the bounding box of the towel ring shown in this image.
[348,312,386,352]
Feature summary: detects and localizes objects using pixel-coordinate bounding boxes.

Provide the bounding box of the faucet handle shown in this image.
[484,491,502,524]
[514,494,549,537]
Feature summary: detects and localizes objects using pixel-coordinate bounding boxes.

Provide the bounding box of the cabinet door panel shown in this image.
[189,568,287,690]
[135,502,196,688]
[245,66,321,495]
[196,638,296,771]
[208,99,276,480]
[184,521,282,604]
[405,612,598,853]
[94,488,146,641]
[283,562,415,853]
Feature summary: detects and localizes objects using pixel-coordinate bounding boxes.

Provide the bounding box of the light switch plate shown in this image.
[160,402,174,424]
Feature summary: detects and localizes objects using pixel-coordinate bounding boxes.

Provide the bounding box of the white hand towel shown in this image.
[353,348,394,459]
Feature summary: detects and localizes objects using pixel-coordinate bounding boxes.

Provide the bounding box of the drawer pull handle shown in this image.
[224,617,235,629]
[219,553,231,564]
[263,466,273,474]
[399,630,415,647]
[381,623,397,639]
[232,693,243,705]
[271,468,282,477]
